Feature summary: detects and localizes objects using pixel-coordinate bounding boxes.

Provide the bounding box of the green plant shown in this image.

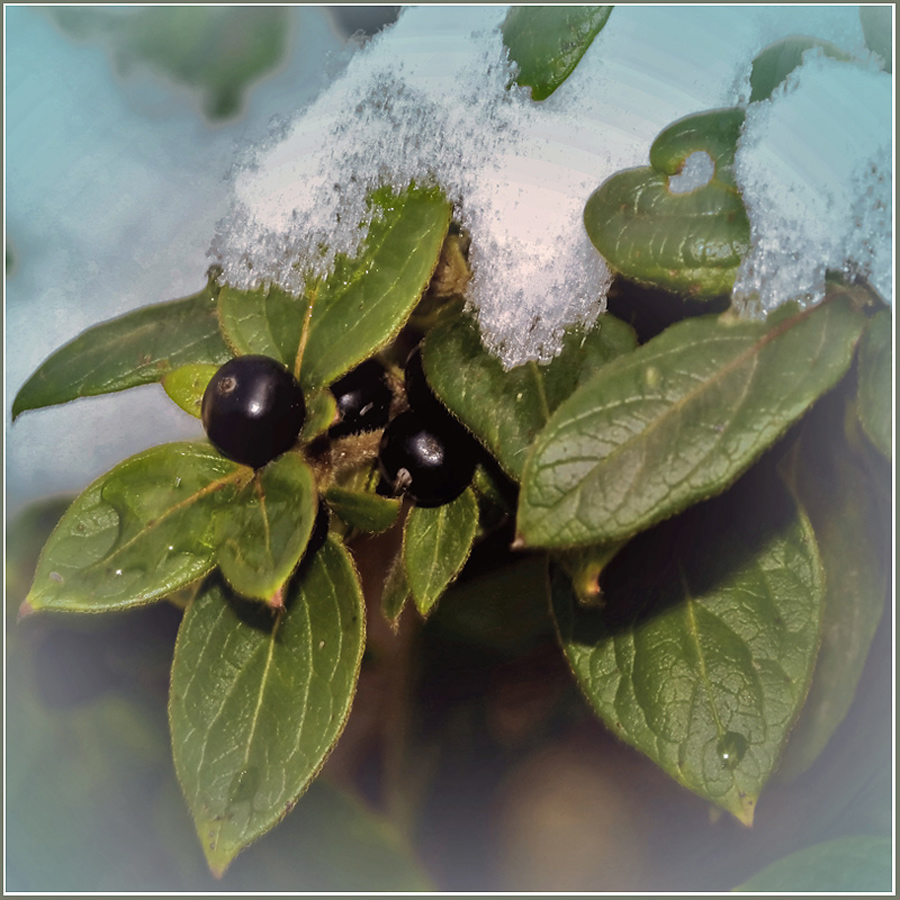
[9,8,893,891]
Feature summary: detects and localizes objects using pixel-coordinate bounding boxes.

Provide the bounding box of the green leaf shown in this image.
[325,485,401,534]
[518,289,866,548]
[856,309,892,458]
[423,312,637,480]
[584,108,750,297]
[381,552,410,625]
[163,363,220,418]
[299,390,338,444]
[552,463,825,824]
[169,536,366,877]
[749,36,852,103]
[6,496,75,619]
[218,185,452,392]
[733,835,892,892]
[502,6,612,101]
[774,386,890,780]
[13,275,231,419]
[404,488,479,616]
[23,442,247,614]
[215,453,318,602]
[860,6,892,74]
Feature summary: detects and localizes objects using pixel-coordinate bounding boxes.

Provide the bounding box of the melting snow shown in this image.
[213,5,887,367]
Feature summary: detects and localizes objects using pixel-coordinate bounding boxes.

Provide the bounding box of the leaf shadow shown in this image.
[569,442,798,640]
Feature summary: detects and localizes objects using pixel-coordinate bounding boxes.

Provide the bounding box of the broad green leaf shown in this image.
[552,464,825,824]
[856,309,892,458]
[502,6,612,101]
[774,385,890,780]
[23,442,247,614]
[518,289,866,548]
[170,536,365,877]
[218,185,451,392]
[325,485,401,534]
[163,363,219,418]
[215,453,318,602]
[733,835,892,892]
[216,282,306,368]
[584,108,750,297]
[404,488,479,616]
[860,6,892,74]
[13,275,231,418]
[299,390,338,444]
[381,552,410,625]
[423,312,637,480]
[749,36,851,103]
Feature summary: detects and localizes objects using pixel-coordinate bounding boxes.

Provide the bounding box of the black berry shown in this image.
[201,355,306,469]
[328,359,393,439]
[377,409,476,507]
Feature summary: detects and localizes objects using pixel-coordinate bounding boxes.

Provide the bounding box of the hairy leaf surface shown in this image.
[381,552,411,625]
[552,465,825,824]
[584,108,749,297]
[215,454,318,601]
[423,312,637,480]
[218,185,451,392]
[170,537,365,876]
[325,485,401,534]
[13,277,231,418]
[404,488,479,616]
[518,290,866,548]
[856,308,892,458]
[502,6,612,101]
[24,442,246,614]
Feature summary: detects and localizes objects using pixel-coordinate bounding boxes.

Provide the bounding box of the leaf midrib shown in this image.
[532,300,829,520]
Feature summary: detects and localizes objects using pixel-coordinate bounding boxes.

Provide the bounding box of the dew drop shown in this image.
[717,731,748,769]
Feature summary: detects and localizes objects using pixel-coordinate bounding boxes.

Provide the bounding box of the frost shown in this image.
[213,5,872,366]
[733,52,893,314]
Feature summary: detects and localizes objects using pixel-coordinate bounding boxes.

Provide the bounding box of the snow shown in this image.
[6,5,891,514]
[733,51,893,314]
[212,4,884,369]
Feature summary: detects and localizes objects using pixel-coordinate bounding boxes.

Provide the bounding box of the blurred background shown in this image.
[5,5,892,892]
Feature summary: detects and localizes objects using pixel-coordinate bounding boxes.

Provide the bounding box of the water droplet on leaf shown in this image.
[717,731,747,769]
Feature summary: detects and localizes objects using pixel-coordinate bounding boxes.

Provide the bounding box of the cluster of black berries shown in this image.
[376,348,478,507]
[200,348,477,508]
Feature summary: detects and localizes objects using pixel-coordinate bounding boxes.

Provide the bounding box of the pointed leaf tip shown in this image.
[17,600,35,621]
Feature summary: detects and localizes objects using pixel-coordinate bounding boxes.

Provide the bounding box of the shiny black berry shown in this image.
[377,409,476,507]
[328,359,393,439]
[201,355,306,469]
